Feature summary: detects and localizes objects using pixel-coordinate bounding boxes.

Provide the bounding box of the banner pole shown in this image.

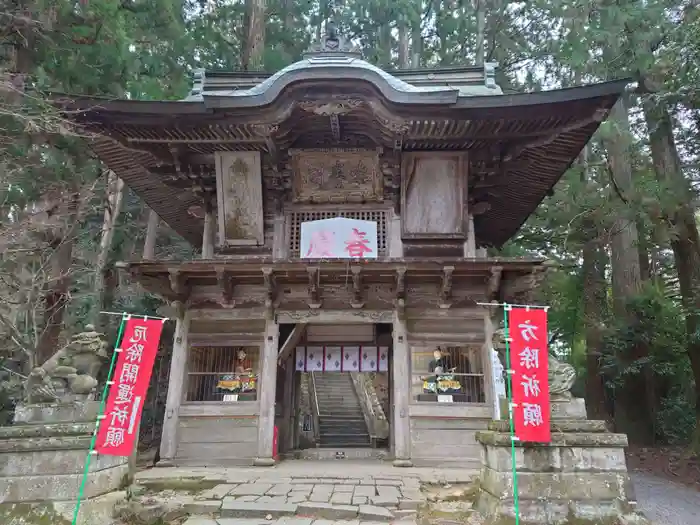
[503,304,520,525]
[71,313,129,525]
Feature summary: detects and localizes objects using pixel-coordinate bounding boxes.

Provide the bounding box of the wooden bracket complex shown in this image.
[439,265,454,309]
[306,266,322,309]
[216,267,235,305]
[350,266,364,309]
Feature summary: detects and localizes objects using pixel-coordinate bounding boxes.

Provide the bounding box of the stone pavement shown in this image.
[134,461,478,524]
[631,472,700,525]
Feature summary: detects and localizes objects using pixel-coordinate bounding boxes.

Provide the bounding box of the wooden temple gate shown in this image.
[57,26,626,467]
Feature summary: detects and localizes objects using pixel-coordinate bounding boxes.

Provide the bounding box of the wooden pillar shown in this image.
[159,304,189,465]
[202,199,215,259]
[254,317,280,466]
[389,210,404,258]
[392,313,412,466]
[464,214,476,257]
[483,309,497,419]
[272,214,287,259]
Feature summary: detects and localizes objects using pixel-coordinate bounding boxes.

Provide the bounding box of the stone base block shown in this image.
[476,489,635,524]
[475,425,640,524]
[14,401,101,425]
[551,398,587,420]
[0,462,129,503]
[0,490,127,525]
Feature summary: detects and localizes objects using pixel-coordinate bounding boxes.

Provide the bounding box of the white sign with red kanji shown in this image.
[300,217,378,259]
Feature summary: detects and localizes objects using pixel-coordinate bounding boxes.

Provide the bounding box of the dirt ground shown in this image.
[626,446,700,490]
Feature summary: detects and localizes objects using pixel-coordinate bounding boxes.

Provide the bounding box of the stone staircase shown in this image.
[312,372,371,448]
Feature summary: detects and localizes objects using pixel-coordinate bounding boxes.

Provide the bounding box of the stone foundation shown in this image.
[475,418,647,524]
[0,402,128,505]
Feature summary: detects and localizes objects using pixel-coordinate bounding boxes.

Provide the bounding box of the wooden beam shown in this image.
[277,310,393,324]
[350,266,364,309]
[439,265,455,309]
[277,323,307,364]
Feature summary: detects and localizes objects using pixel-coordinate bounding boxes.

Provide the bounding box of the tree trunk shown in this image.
[242,0,266,71]
[604,98,653,443]
[34,194,80,365]
[93,172,125,327]
[578,145,609,420]
[398,20,410,69]
[642,92,700,454]
[379,19,392,68]
[410,13,421,68]
[473,0,486,66]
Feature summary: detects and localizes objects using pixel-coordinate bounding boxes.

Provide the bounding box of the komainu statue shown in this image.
[25,325,108,403]
[491,327,576,398]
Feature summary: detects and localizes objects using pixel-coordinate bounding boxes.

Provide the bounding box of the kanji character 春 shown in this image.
[126,342,144,363]
[519,347,540,370]
[522,403,544,427]
[103,426,126,448]
[521,374,541,397]
[109,406,130,427]
[114,383,134,405]
[344,228,373,258]
[119,363,140,384]
[130,325,148,343]
[305,229,335,258]
[518,320,539,342]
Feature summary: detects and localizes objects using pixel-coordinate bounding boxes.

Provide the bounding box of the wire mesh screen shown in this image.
[186,346,260,402]
[288,208,388,257]
[411,345,486,403]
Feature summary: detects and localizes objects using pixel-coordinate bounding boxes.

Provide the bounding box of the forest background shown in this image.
[1,0,700,484]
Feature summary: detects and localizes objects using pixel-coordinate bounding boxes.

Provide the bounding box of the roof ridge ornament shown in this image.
[303,7,361,59]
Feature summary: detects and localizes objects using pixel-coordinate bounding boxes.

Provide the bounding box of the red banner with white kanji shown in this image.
[508,307,551,443]
[95,318,165,456]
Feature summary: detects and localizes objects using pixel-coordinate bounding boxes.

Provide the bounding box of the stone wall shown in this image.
[0,401,128,505]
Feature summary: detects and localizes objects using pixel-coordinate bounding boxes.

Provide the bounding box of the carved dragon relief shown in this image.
[290,148,384,203]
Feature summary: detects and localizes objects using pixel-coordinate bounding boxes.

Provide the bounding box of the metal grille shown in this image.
[411,346,486,403]
[288,209,389,257]
[186,346,259,402]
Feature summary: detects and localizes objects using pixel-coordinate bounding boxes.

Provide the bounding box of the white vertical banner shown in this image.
[325,346,342,372]
[342,346,360,372]
[305,346,325,372]
[378,347,389,372]
[360,346,378,372]
[295,347,306,371]
[491,348,507,420]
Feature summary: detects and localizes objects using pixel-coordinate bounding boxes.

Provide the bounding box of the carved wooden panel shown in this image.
[215,151,264,246]
[401,152,467,239]
[291,148,383,203]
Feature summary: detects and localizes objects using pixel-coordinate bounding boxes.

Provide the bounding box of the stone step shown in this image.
[0,422,94,439]
[209,499,399,522]
[319,422,368,432]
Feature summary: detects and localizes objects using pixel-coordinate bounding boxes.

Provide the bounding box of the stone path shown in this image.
[183,519,409,525]
[632,472,700,525]
[135,462,476,524]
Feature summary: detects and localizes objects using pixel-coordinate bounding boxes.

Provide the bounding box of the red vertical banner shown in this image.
[508,307,551,443]
[95,318,165,457]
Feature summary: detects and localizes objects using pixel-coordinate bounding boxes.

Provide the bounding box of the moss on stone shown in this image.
[140,477,219,493]
[0,503,72,525]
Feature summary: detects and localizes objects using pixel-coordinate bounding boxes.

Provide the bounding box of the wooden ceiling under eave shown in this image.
[54,78,628,248]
